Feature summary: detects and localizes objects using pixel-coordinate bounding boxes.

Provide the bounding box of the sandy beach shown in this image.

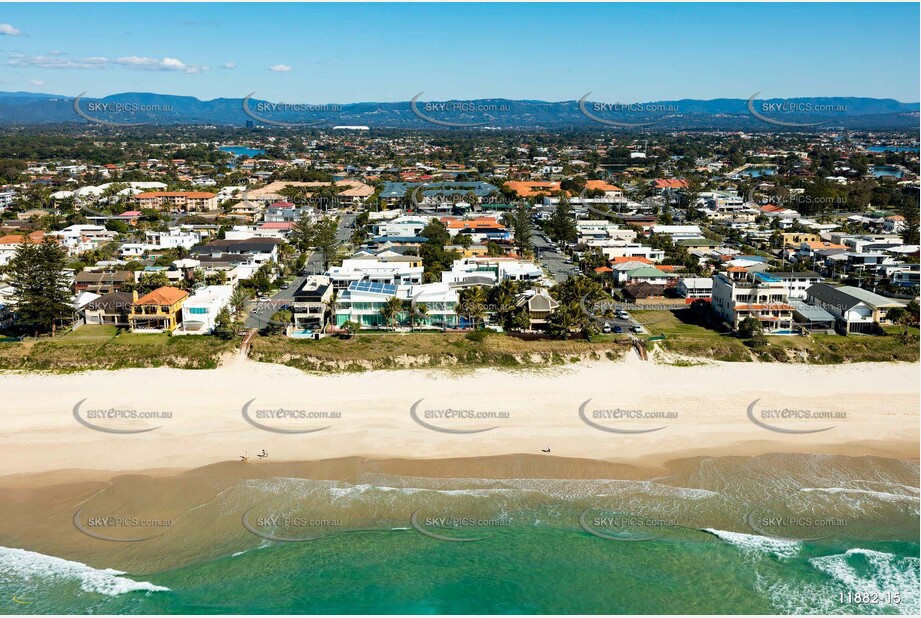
[0,355,917,479]
[0,356,917,575]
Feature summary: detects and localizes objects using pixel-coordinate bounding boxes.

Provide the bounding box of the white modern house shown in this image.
[598,244,666,263]
[677,277,714,299]
[333,280,459,329]
[48,225,118,256]
[441,257,543,286]
[650,225,705,241]
[176,285,234,335]
[120,228,205,257]
[375,216,435,238]
[325,258,424,290]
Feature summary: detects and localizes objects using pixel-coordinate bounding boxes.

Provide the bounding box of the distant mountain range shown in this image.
[0,91,917,130]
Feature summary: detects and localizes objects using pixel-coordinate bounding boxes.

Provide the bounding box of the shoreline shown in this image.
[1,452,918,577]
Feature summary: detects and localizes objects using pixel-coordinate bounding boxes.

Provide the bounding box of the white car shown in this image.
[616,310,629,320]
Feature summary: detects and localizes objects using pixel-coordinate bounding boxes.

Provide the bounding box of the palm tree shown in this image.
[379,296,404,330]
[229,287,252,318]
[409,302,429,331]
[548,303,584,339]
[459,286,488,329]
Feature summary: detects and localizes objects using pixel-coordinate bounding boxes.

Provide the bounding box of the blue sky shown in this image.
[0,3,918,102]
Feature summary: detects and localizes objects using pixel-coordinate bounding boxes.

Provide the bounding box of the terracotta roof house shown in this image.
[129,286,189,333]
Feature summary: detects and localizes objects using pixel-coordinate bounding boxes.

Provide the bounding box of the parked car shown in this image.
[616,310,629,320]
[613,325,623,334]
[630,325,642,334]
[601,323,612,334]
[280,283,290,290]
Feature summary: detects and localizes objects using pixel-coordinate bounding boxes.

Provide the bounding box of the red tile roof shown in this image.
[134,286,189,306]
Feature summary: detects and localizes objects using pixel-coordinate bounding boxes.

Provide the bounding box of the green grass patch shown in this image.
[0,330,237,372]
[249,332,631,373]
[634,308,920,364]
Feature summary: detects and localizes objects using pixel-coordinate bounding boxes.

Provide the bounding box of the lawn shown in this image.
[633,308,920,364]
[249,331,631,373]
[632,309,753,362]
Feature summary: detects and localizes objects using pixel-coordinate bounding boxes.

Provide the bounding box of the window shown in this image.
[188,307,208,315]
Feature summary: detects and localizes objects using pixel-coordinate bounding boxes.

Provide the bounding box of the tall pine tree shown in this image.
[7,237,74,336]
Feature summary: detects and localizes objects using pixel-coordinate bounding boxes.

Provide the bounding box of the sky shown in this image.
[0,2,918,103]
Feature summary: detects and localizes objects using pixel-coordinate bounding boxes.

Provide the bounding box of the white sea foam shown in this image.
[810,549,920,614]
[0,546,169,597]
[800,487,920,503]
[704,528,801,559]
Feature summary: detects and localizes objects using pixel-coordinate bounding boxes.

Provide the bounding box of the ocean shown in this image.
[2,456,918,614]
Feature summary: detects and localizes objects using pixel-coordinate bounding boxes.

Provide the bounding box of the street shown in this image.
[531,231,573,283]
[243,212,355,329]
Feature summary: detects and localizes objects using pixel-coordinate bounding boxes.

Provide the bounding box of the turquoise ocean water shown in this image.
[2,456,918,614]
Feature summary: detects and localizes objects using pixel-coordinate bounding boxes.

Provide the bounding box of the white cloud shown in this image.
[7,51,209,74]
[221,62,237,70]
[8,53,108,69]
[269,64,292,73]
[0,24,21,36]
[30,79,44,86]
[115,56,209,74]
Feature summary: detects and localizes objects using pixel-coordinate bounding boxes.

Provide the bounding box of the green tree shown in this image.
[546,196,577,243]
[505,203,534,256]
[310,217,342,270]
[379,296,404,329]
[229,286,252,318]
[7,238,74,336]
[213,307,234,339]
[458,286,488,328]
[738,316,763,339]
[408,302,429,331]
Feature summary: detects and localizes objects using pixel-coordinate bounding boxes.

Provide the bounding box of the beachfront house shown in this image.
[515,288,560,331]
[333,281,459,329]
[82,291,133,327]
[711,271,794,334]
[129,286,189,333]
[176,285,234,335]
[804,284,905,335]
[291,275,334,336]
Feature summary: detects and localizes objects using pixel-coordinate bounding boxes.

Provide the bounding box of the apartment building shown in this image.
[711,271,794,334]
[133,191,218,212]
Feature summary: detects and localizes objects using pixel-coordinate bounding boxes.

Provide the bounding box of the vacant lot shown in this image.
[634,309,919,364]
[0,326,236,372]
[249,331,631,372]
